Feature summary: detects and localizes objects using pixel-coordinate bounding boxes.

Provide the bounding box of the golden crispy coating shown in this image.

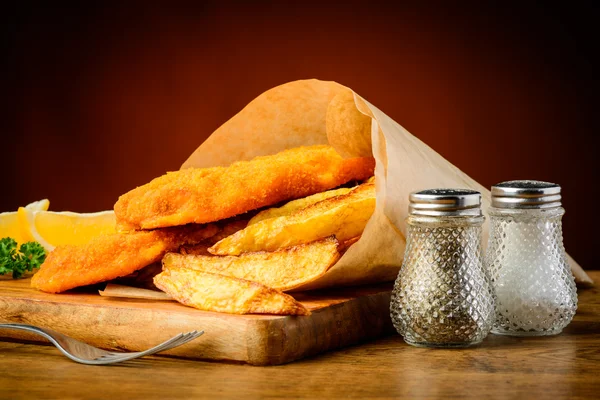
[114,145,375,230]
[31,224,218,293]
[153,269,310,315]
[163,236,341,292]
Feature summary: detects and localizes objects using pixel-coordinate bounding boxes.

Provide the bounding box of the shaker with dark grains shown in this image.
[390,189,496,348]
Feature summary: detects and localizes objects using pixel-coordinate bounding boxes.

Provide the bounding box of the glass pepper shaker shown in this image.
[390,189,496,348]
[485,180,577,336]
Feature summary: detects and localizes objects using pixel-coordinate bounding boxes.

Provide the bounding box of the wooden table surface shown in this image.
[1,271,599,399]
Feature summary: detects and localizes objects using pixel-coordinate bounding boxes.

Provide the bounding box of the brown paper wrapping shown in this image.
[99,284,173,301]
[182,79,592,288]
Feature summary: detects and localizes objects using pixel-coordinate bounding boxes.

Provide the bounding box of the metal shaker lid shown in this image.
[409,189,482,216]
[491,180,561,209]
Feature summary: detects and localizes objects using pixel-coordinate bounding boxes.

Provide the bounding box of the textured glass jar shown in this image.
[485,180,577,336]
[390,189,496,348]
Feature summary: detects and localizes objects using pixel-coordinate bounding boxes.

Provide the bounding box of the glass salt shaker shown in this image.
[485,180,577,336]
[390,189,496,348]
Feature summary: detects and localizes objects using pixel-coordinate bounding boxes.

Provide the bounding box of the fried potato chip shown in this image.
[164,237,340,291]
[153,269,309,315]
[209,183,376,256]
[248,187,354,225]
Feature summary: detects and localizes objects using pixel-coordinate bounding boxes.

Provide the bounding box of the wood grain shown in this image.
[0,278,394,365]
[0,272,598,400]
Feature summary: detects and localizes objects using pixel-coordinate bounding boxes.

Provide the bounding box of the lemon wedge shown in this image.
[25,199,50,212]
[18,208,116,251]
[0,199,50,244]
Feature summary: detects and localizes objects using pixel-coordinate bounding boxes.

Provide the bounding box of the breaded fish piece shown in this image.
[114,145,375,230]
[31,224,218,293]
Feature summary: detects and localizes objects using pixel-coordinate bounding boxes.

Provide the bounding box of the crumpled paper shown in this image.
[182,79,592,288]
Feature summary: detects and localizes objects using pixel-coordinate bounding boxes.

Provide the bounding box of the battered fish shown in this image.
[31,224,218,293]
[114,145,375,230]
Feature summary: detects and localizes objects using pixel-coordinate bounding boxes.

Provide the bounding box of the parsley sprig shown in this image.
[0,237,47,279]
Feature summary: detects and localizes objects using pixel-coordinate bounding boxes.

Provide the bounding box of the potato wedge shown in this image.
[164,237,340,291]
[153,269,309,315]
[209,183,375,255]
[248,187,354,225]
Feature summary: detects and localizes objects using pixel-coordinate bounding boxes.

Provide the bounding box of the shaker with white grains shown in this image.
[485,180,577,336]
[390,189,496,348]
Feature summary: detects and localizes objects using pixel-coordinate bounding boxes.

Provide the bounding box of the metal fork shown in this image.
[0,323,203,365]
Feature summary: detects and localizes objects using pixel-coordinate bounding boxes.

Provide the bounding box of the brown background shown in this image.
[2,2,598,268]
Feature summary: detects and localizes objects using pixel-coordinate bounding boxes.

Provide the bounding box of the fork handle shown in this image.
[0,323,108,362]
[0,323,54,340]
[0,323,70,355]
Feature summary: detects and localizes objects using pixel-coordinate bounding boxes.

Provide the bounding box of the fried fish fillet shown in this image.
[154,268,310,315]
[31,224,218,293]
[114,145,375,230]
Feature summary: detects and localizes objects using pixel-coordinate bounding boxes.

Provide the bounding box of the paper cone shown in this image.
[182,79,592,288]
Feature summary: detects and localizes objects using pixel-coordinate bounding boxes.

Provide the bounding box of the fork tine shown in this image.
[92,331,203,364]
[93,343,180,363]
[92,334,186,361]
[157,331,204,352]
[125,331,203,359]
[0,323,204,365]
[126,331,203,357]
[137,331,203,354]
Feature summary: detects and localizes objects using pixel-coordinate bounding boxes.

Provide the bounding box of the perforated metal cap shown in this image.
[491,180,561,209]
[409,189,482,216]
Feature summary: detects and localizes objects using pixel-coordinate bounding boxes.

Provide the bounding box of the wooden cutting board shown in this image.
[0,278,394,365]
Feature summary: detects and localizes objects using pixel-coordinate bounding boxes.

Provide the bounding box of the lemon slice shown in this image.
[0,212,22,243]
[18,208,116,251]
[0,199,50,244]
[25,199,50,212]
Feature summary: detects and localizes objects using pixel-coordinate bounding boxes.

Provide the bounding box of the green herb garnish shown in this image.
[0,237,47,279]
